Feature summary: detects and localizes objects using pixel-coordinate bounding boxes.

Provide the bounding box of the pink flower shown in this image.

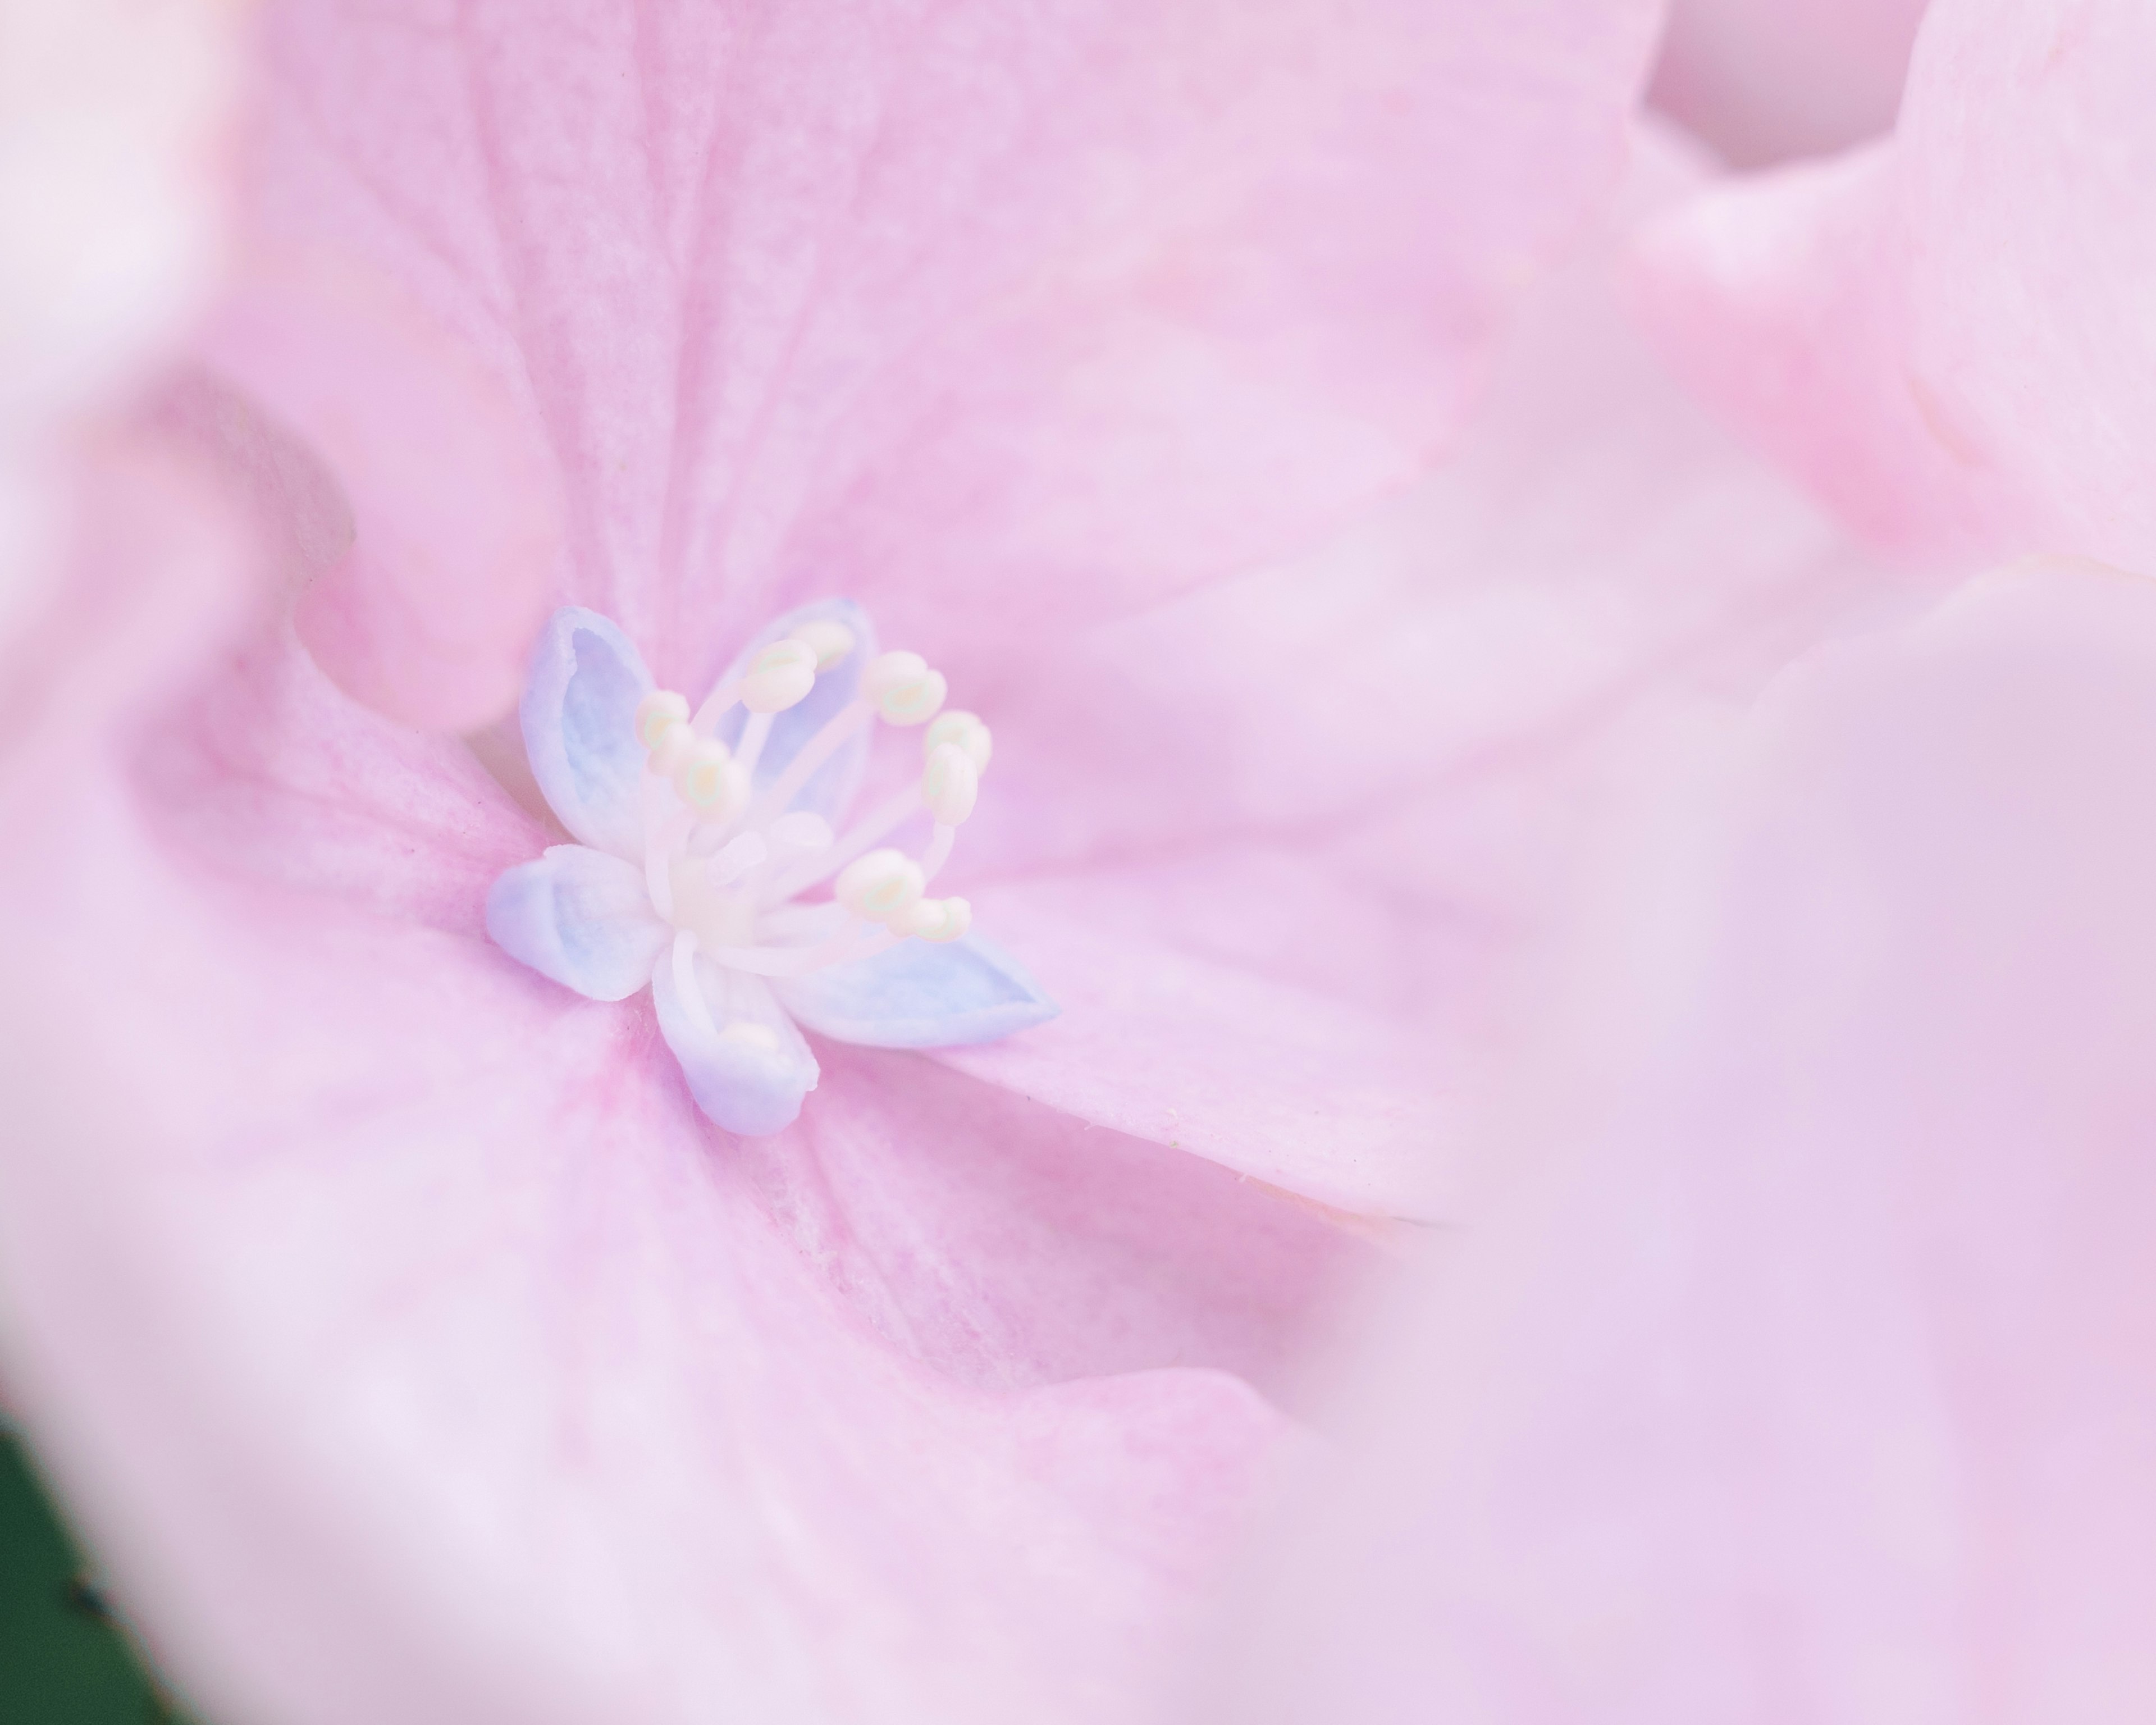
[0,3,1770,1722]
[1201,2,2156,1715]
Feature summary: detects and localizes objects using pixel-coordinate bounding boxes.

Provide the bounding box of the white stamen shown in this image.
[704,920,890,977]
[741,639,819,715]
[705,831,768,886]
[744,697,869,827]
[734,710,775,780]
[924,710,992,772]
[922,743,977,826]
[625,618,995,996]
[921,822,956,884]
[690,678,740,736]
[835,848,925,925]
[899,896,971,943]
[862,650,947,726]
[673,930,718,1038]
[674,738,750,824]
[766,811,834,854]
[763,781,924,903]
[788,619,855,670]
[637,689,692,751]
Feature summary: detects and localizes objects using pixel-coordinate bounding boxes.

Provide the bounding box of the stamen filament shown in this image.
[705,920,897,978]
[691,679,740,736]
[921,822,955,884]
[643,771,679,919]
[672,930,718,1037]
[742,699,869,828]
[762,782,924,905]
[735,710,775,779]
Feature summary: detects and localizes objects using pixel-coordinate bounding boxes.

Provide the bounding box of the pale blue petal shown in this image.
[520,607,655,859]
[485,846,668,1003]
[773,931,1058,1049]
[651,946,820,1137]
[709,598,876,825]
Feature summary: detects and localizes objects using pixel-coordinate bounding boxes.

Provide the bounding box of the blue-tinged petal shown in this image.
[710,598,876,825]
[485,846,668,1003]
[651,944,820,1136]
[520,606,654,858]
[774,930,1058,1049]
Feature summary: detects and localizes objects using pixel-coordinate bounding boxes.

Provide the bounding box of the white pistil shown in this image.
[637,631,982,983]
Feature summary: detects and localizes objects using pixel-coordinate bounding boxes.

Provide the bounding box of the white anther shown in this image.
[741,639,819,714]
[648,720,694,775]
[922,743,979,826]
[767,811,834,852]
[719,1021,782,1050]
[901,896,971,944]
[636,689,691,750]
[924,710,992,772]
[674,738,750,822]
[787,619,856,671]
[862,650,948,727]
[834,847,925,924]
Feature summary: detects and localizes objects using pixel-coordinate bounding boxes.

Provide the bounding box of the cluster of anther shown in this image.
[631,619,991,1007]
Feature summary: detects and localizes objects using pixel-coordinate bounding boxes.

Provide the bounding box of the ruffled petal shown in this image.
[706,596,875,827]
[485,845,667,1003]
[650,944,820,1137]
[518,606,654,860]
[773,930,1056,1050]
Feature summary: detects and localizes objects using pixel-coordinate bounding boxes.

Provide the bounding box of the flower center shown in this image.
[630,620,992,985]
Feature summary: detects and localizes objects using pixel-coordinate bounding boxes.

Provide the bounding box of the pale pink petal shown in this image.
[1647,0,1930,167]
[0,577,1363,1722]
[1633,0,2156,577]
[930,129,1903,1212]
[236,0,1661,683]
[191,253,560,731]
[0,0,241,632]
[1204,557,2156,1721]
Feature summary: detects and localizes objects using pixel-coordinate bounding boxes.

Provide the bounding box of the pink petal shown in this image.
[0,0,242,632]
[1633,0,2156,577]
[1647,0,1930,167]
[0,582,1363,1723]
[236,0,1661,682]
[193,252,561,732]
[1203,556,2156,1720]
[931,129,1903,1214]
